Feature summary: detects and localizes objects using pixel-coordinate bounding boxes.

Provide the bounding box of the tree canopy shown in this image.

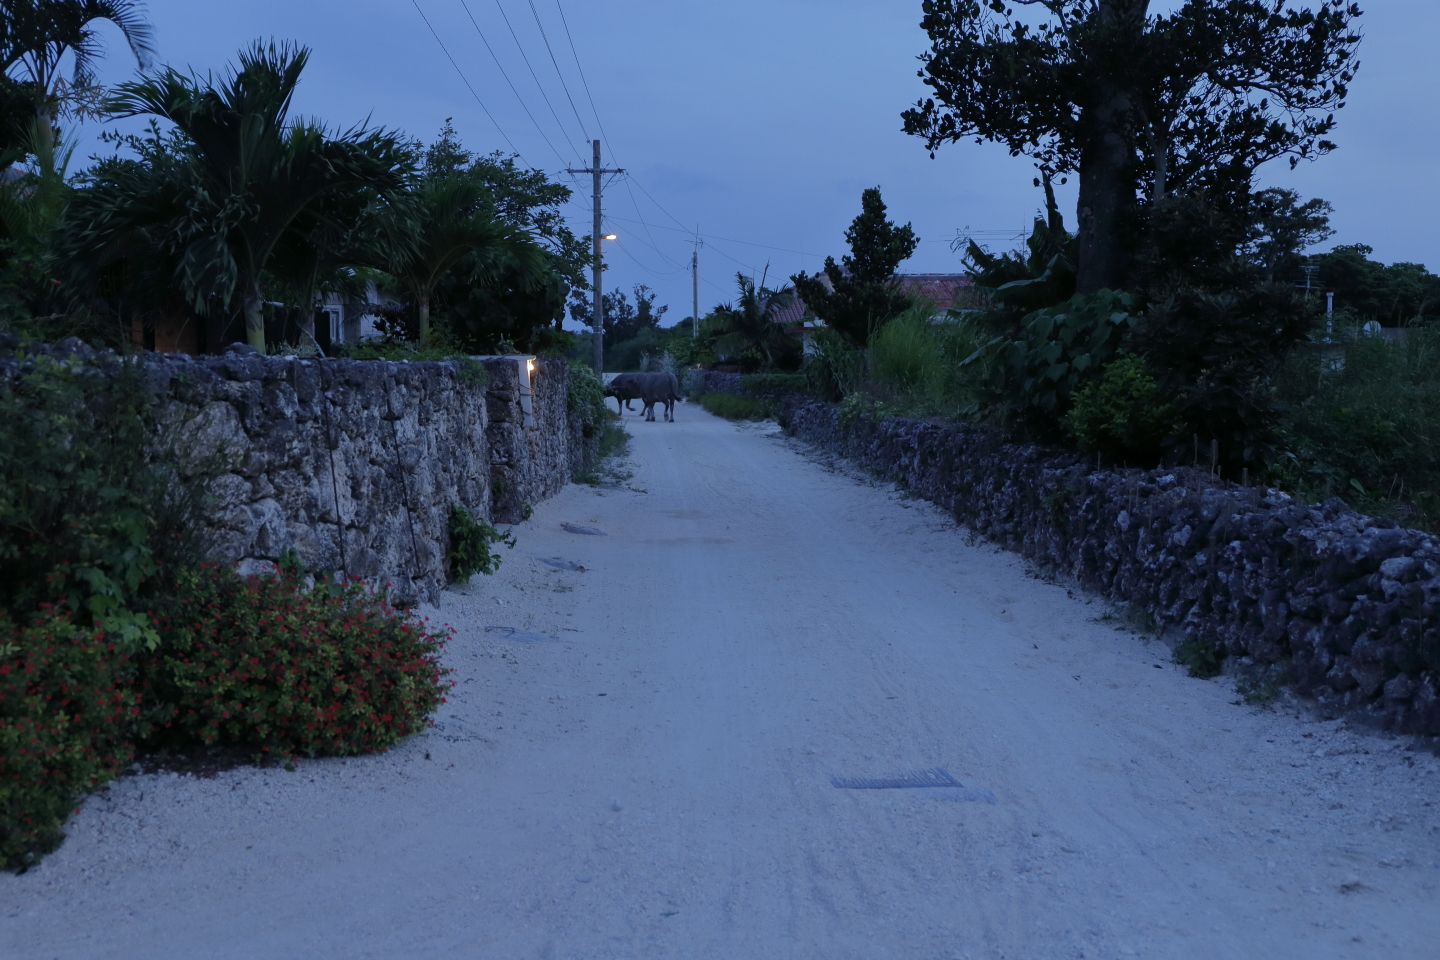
[567,282,668,351]
[0,1,156,152]
[903,0,1362,291]
[11,45,581,354]
[791,187,918,346]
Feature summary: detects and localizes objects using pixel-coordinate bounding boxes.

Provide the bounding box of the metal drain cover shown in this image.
[831,767,960,790]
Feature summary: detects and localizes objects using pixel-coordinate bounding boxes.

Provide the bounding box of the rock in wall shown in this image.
[783,399,1440,735]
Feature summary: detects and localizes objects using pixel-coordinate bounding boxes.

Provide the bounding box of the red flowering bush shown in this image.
[0,609,135,871]
[137,566,451,759]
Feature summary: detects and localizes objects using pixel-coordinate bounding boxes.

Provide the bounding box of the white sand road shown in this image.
[3,404,1439,960]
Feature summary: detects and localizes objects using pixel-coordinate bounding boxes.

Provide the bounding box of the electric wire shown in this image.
[623,180,689,271]
[455,0,571,166]
[602,215,822,258]
[554,0,612,150]
[409,0,523,158]
[550,0,810,308]
[490,0,586,157]
[527,0,591,142]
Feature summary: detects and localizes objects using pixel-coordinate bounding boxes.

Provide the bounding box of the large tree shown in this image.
[903,0,1361,293]
[791,187,918,346]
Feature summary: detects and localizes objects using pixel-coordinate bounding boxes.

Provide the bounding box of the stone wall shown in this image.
[3,338,583,606]
[158,347,493,606]
[783,399,1440,735]
[483,357,573,523]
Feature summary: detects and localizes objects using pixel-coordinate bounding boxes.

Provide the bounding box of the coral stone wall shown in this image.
[3,339,584,606]
[156,348,493,605]
[783,399,1440,735]
[483,357,572,524]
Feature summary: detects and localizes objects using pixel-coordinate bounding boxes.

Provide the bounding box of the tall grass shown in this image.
[1276,326,1440,529]
[694,392,776,421]
[862,305,987,415]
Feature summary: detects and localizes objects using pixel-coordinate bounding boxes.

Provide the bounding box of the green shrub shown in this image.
[738,373,809,397]
[448,505,516,581]
[965,291,1136,433]
[1275,327,1440,529]
[565,361,607,435]
[1,608,136,871]
[1064,354,1177,463]
[1130,279,1314,471]
[695,392,776,421]
[868,306,987,415]
[0,352,191,652]
[597,419,628,459]
[333,330,490,384]
[136,565,451,759]
[1173,636,1223,679]
[804,328,866,402]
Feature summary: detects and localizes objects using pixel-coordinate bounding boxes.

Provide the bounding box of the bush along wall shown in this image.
[686,370,809,400]
[782,398,1440,736]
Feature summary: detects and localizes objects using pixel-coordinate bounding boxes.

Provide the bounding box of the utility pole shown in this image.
[567,141,622,373]
[691,228,702,340]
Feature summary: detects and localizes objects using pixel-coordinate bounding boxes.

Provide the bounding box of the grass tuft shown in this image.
[695,392,777,421]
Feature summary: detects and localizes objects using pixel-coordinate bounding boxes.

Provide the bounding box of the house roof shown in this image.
[895,273,977,310]
[768,297,809,326]
[785,271,981,322]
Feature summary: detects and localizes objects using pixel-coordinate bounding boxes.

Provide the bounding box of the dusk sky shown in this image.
[76,1,1440,327]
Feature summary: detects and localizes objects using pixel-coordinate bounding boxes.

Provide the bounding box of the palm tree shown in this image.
[102,40,409,351]
[0,118,74,244]
[0,1,155,152]
[362,173,548,346]
[708,268,798,369]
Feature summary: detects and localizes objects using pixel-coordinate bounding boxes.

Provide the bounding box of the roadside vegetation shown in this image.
[0,5,632,870]
[694,392,777,422]
[780,2,1440,531]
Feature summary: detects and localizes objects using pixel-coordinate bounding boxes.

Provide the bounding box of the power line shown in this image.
[626,174,693,233]
[554,0,612,152]
[490,0,585,158]
[608,235,689,281]
[526,0,591,143]
[409,0,523,158]
[623,180,689,271]
[601,214,823,258]
[547,1,793,304]
[455,0,570,166]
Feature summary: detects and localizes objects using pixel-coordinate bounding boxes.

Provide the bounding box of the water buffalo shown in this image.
[635,371,683,422]
[604,373,642,414]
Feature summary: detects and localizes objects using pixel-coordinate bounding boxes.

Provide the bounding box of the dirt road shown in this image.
[4,405,1439,959]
